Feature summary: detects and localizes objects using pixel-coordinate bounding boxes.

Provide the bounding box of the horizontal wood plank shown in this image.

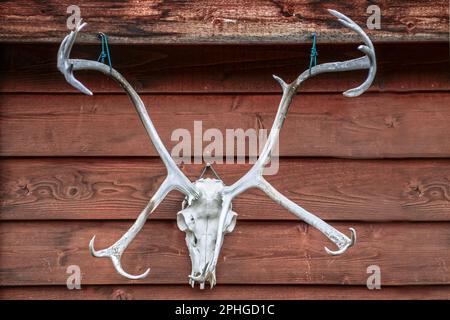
[1,1,447,43]
[0,43,448,93]
[2,93,450,157]
[2,158,450,222]
[1,285,450,300]
[1,221,450,286]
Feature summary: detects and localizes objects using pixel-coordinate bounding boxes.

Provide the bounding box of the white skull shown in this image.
[176,178,237,289]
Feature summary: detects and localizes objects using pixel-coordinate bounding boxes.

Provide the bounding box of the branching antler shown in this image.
[58,20,199,279]
[191,9,376,284]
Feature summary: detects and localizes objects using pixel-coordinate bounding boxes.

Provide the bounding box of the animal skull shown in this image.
[177,178,237,289]
[57,9,375,289]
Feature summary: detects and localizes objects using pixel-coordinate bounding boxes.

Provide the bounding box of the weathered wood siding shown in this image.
[0,1,449,300]
[0,0,447,43]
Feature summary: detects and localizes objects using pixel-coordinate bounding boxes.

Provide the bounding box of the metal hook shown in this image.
[199,162,222,180]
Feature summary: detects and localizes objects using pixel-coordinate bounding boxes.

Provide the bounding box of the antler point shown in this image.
[88,235,98,256]
[77,19,87,31]
[324,227,356,256]
[349,227,357,246]
[142,268,151,278]
[272,75,288,90]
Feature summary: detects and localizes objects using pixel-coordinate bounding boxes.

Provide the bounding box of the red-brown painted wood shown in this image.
[2,285,449,300]
[2,93,450,157]
[1,221,449,286]
[1,43,447,93]
[2,158,450,221]
[1,14,449,299]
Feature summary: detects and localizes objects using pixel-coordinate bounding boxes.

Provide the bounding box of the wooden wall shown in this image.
[1,1,450,300]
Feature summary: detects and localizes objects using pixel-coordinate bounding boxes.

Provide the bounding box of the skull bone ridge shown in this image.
[176,178,237,289]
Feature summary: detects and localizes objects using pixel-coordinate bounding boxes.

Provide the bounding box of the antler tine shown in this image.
[327,9,376,97]
[325,227,356,255]
[292,9,376,97]
[89,237,150,280]
[57,20,92,95]
[58,22,200,279]
[327,9,372,49]
[89,177,173,279]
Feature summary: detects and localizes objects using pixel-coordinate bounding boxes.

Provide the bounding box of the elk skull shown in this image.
[57,9,376,289]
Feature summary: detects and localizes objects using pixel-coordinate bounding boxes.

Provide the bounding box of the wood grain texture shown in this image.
[2,93,450,157]
[2,158,450,222]
[0,43,448,93]
[1,7,449,299]
[1,221,450,286]
[2,285,450,300]
[1,1,447,43]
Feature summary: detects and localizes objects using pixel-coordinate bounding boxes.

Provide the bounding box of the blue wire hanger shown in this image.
[97,32,112,72]
[309,32,318,75]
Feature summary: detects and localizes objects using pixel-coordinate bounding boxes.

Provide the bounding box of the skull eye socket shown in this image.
[177,210,195,232]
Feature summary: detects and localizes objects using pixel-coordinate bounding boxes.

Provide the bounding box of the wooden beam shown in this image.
[2,158,450,222]
[1,1,447,43]
[1,221,449,286]
[2,284,450,300]
[2,93,450,158]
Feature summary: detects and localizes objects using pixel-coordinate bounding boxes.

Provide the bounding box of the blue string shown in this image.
[309,32,318,75]
[97,32,112,72]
